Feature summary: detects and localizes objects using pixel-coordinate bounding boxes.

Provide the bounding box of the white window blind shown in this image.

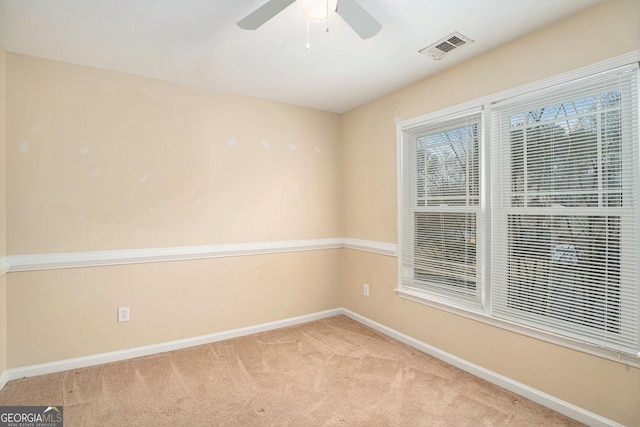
[491,65,639,355]
[400,111,483,305]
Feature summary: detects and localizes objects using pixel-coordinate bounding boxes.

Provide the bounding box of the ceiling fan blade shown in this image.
[336,0,381,39]
[237,0,297,30]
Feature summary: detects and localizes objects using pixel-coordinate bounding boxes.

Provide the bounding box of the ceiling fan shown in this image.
[237,0,382,39]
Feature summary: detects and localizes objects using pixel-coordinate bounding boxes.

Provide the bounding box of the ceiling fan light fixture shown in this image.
[299,0,338,21]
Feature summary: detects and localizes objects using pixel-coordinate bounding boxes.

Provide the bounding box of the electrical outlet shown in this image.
[118,306,130,322]
[363,283,369,297]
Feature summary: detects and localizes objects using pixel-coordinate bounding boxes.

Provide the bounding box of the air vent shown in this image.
[419,31,474,60]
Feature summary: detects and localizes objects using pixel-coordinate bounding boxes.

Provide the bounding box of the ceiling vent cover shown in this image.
[419,31,474,60]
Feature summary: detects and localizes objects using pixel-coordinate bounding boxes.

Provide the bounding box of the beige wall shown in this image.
[341,0,640,425]
[1,43,7,376]
[5,54,343,366]
[8,250,341,367]
[3,0,640,425]
[7,54,341,254]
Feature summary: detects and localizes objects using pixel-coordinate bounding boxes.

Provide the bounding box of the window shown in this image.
[398,61,640,358]
[400,111,483,306]
[492,66,639,355]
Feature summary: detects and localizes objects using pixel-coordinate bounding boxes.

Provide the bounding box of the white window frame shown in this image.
[399,108,484,310]
[396,51,640,367]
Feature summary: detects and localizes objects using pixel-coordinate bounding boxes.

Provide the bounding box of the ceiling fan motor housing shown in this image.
[299,0,338,21]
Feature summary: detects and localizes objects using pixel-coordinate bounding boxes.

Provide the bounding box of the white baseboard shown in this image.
[341,309,621,427]
[4,308,342,382]
[0,307,619,426]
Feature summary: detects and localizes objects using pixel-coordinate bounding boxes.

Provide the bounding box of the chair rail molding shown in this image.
[0,257,9,275]
[6,237,398,272]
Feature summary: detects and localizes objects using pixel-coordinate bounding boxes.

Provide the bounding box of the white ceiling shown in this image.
[0,0,603,113]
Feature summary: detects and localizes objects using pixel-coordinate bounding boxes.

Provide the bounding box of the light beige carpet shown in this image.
[0,315,583,426]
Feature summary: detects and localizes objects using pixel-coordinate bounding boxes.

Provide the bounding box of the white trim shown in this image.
[0,370,9,391]
[0,307,623,425]
[342,238,397,257]
[3,308,342,381]
[395,51,640,366]
[5,238,398,272]
[7,238,344,272]
[342,309,622,427]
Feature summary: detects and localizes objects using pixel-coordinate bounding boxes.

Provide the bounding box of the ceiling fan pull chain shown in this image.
[326,0,330,32]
